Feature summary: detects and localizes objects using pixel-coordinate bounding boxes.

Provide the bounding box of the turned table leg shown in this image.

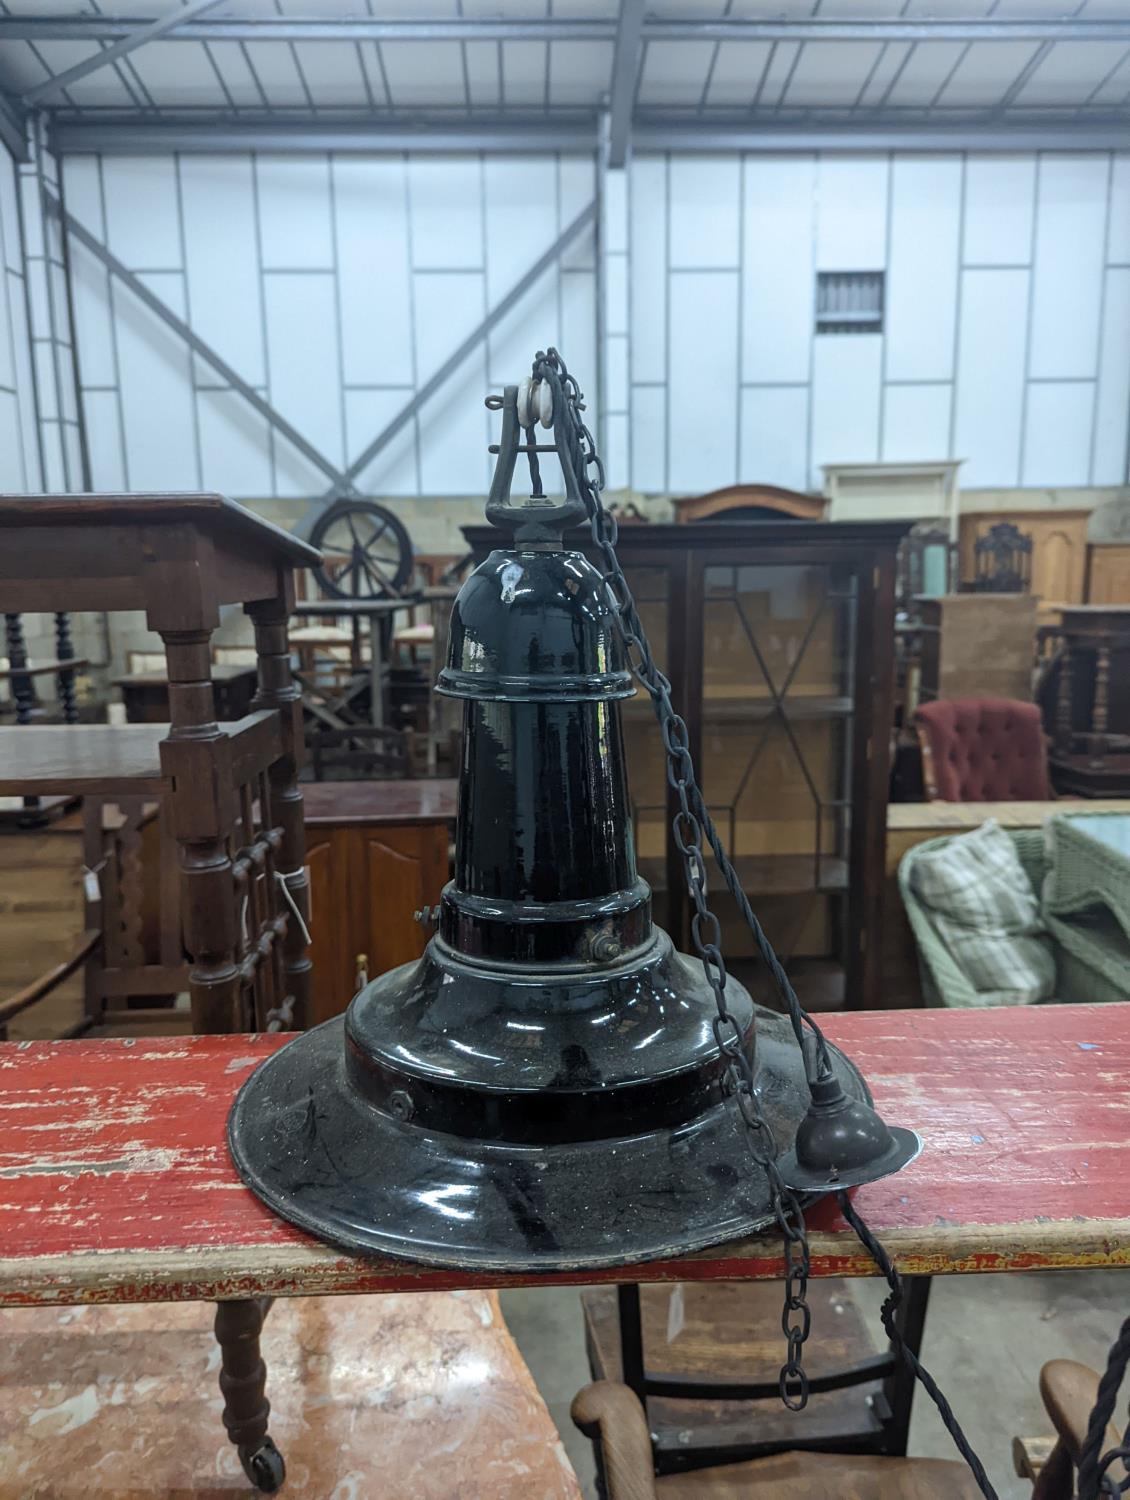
[214,1297,285,1493]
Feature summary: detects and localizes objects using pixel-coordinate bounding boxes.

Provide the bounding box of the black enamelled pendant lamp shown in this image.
[229,352,920,1272]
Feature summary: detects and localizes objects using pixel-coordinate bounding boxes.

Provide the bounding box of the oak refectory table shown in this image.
[1,1003,1128,1485]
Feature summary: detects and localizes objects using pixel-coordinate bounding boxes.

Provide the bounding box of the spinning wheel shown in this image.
[309,499,413,600]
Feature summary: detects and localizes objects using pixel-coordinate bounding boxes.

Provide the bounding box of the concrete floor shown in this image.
[502,1266,1130,1498]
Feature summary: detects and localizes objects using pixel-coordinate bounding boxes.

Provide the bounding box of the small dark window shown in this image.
[816,271,884,335]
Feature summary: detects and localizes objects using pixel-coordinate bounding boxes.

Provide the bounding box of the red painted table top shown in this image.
[1,1004,1128,1307]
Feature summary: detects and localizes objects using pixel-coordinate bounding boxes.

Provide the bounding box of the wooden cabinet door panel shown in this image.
[306,832,355,1027]
[364,826,448,977]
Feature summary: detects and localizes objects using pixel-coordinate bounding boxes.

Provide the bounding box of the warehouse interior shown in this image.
[1,5,1130,1499]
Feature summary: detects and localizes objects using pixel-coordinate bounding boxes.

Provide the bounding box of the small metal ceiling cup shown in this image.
[777,1069,922,1193]
[228,370,919,1272]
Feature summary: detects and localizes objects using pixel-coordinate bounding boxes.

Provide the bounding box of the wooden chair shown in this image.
[575,1358,1120,1500]
[582,1279,929,1477]
[308,723,420,781]
[1014,1359,1123,1498]
[967,521,1033,593]
[915,698,1050,802]
[572,1380,980,1498]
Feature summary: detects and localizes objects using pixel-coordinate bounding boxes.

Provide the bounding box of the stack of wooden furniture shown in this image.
[1045,606,1130,796]
[0,493,317,1039]
[467,518,907,1012]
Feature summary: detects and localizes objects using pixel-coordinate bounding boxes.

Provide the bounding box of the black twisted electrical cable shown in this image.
[1078,1315,1130,1500]
[838,1193,999,1499]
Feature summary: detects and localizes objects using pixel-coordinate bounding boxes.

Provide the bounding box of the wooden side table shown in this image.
[115,661,259,724]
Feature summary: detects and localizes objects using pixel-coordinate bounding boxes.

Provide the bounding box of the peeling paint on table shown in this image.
[1,1004,1128,1306]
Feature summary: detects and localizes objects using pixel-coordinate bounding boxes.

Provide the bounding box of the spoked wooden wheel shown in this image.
[309,499,413,600]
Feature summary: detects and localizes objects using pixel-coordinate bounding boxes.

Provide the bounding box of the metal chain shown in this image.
[523,347,815,1409]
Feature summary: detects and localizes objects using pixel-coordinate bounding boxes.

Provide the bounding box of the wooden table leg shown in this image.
[214,1296,286,1493]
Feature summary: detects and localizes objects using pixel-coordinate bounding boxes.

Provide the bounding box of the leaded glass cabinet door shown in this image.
[694,557,859,1012]
[618,559,678,936]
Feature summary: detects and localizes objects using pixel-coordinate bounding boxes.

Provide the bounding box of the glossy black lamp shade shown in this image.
[229,404,915,1270]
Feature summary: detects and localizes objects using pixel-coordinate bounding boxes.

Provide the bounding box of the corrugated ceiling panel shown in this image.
[381,40,465,108]
[649,0,729,16]
[0,1,99,11]
[95,0,180,14]
[637,41,716,106]
[935,41,1043,105]
[756,42,802,108]
[291,41,371,108]
[366,0,459,17]
[502,41,547,106]
[126,41,227,108]
[465,42,502,108]
[1014,42,1126,104]
[461,0,549,15]
[854,41,913,108]
[207,41,269,108]
[801,0,904,16]
[0,42,52,94]
[1088,49,1130,105]
[900,0,993,19]
[271,0,380,15]
[550,40,613,106]
[883,41,967,107]
[240,41,310,108]
[783,41,886,106]
[549,0,617,15]
[705,41,773,107]
[27,41,137,105]
[994,0,1084,17]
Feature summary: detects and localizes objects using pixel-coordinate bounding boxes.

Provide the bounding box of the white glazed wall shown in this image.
[0,147,1127,502]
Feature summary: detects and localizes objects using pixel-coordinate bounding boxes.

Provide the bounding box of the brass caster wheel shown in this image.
[240,1438,286,1493]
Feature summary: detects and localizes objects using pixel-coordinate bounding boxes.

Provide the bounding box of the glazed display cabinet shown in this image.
[466,519,908,1012]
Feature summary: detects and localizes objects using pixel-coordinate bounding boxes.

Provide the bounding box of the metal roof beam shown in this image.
[607,0,646,169]
[7,16,1130,44]
[44,189,358,493]
[22,0,226,107]
[46,117,1130,156]
[49,119,599,154]
[329,200,596,493]
[0,91,28,162]
[633,123,1130,151]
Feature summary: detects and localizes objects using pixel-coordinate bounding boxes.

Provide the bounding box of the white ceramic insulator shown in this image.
[516,377,535,429]
[537,379,554,429]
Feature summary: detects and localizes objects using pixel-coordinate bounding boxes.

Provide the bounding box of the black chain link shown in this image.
[522,347,817,1409]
